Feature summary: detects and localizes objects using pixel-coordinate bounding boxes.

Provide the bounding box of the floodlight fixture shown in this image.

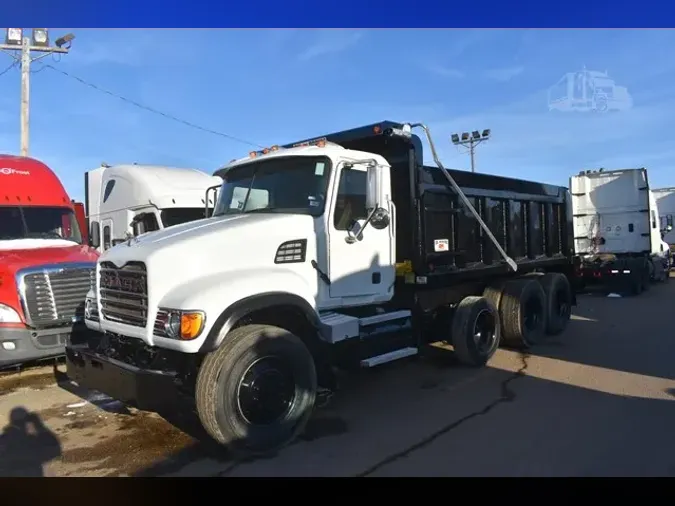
[32,28,49,47]
[5,28,22,45]
[55,33,75,48]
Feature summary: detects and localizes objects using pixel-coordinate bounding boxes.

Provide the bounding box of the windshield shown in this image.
[160,207,211,228]
[0,206,83,243]
[213,155,332,217]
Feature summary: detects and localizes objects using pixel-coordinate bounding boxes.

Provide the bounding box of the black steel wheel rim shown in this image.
[473,309,496,354]
[555,287,571,319]
[524,296,543,331]
[237,356,297,426]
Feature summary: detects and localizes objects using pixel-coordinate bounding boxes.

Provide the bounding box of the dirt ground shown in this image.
[2,278,675,477]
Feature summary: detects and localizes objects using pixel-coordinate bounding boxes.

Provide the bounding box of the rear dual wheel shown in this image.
[484,273,572,348]
[451,296,501,367]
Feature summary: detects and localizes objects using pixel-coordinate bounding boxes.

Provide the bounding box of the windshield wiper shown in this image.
[243,207,285,214]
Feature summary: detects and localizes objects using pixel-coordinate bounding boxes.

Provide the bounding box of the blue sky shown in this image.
[1,28,675,202]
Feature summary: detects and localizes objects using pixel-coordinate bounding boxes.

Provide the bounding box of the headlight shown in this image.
[160,309,205,341]
[0,303,21,324]
[164,311,182,338]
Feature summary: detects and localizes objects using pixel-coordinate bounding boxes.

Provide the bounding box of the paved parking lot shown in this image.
[2,278,675,477]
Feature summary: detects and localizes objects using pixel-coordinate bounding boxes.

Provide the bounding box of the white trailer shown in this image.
[653,187,675,243]
[570,168,670,294]
[85,164,222,252]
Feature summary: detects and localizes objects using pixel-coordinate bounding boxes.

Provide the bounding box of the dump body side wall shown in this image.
[417,166,572,279]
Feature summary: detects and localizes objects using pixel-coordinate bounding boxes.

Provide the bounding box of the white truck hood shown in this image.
[104,213,308,261]
[98,212,317,310]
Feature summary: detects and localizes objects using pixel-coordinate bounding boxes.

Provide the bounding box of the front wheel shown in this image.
[195,324,317,457]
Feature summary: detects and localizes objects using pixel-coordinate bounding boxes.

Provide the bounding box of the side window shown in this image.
[333,167,367,231]
[103,226,111,250]
[90,221,100,248]
[132,213,160,236]
[103,180,116,203]
[651,210,657,229]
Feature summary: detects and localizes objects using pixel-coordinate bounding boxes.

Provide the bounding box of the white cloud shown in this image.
[297,30,363,61]
[484,66,525,82]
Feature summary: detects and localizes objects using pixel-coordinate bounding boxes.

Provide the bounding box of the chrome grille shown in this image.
[154,309,169,337]
[19,264,96,327]
[99,261,148,328]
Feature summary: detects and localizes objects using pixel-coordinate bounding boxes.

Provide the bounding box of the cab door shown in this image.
[327,163,395,302]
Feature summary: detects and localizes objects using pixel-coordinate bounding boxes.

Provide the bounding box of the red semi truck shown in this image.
[0,155,98,369]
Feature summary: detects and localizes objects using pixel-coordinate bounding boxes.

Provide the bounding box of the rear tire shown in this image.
[538,273,572,336]
[500,279,547,348]
[628,260,644,296]
[195,324,317,457]
[451,296,500,367]
[641,259,651,291]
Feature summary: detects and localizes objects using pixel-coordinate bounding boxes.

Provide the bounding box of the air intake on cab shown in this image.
[274,239,307,264]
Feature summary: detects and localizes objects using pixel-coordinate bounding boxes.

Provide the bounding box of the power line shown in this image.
[0,61,17,78]
[42,64,263,149]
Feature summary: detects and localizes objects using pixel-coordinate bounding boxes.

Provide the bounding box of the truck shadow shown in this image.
[132,288,675,477]
[524,280,675,381]
[133,348,675,477]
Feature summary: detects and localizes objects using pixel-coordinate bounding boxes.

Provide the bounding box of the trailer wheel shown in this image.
[500,279,547,348]
[451,296,500,367]
[538,273,572,336]
[195,324,317,457]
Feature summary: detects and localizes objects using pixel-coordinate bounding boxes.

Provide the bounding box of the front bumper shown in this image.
[0,323,91,369]
[65,334,181,412]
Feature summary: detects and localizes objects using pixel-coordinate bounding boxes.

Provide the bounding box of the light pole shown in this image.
[451,129,491,173]
[0,29,75,156]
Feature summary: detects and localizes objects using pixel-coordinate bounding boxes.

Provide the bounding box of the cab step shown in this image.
[360,347,418,368]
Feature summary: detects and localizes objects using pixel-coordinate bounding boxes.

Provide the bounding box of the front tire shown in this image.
[195,324,317,457]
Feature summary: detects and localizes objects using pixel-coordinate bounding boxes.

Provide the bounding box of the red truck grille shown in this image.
[17,263,96,328]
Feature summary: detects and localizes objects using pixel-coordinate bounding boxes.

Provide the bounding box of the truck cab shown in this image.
[85,164,222,252]
[0,155,98,368]
[571,168,670,293]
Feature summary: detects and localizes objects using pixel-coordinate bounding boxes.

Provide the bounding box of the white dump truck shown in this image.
[68,121,577,457]
[571,168,670,294]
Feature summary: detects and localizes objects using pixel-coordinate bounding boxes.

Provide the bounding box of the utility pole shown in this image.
[0,29,75,156]
[451,129,491,173]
